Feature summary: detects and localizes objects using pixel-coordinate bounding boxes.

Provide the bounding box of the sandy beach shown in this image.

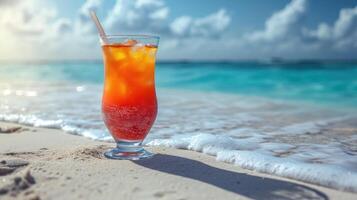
[0,121,356,200]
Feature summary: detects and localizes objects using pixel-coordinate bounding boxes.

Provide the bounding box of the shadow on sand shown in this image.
[133,154,328,200]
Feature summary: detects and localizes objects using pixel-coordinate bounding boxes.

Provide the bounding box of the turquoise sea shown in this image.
[1,62,357,106]
[0,62,356,192]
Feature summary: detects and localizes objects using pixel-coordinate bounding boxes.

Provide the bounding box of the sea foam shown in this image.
[147,133,357,192]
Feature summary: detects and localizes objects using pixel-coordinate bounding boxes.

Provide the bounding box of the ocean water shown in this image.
[0,62,357,192]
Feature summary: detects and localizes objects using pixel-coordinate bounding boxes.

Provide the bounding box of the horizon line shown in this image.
[1,58,357,65]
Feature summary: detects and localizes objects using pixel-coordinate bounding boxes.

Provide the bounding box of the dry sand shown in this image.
[0,121,356,200]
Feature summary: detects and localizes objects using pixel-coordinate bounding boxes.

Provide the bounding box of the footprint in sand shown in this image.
[0,159,36,197]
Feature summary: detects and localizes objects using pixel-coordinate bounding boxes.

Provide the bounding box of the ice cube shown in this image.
[122,39,138,46]
[113,51,126,61]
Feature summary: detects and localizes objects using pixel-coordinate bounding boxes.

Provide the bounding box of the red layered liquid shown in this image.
[101,42,158,141]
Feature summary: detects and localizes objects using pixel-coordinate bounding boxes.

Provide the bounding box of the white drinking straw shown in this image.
[90,11,109,44]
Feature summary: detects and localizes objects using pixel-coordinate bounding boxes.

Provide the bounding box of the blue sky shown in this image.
[0,0,356,61]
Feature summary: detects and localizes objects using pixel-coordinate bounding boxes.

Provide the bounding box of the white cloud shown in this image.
[79,0,102,16]
[170,9,231,38]
[103,0,230,38]
[191,9,231,37]
[334,7,357,39]
[53,18,72,35]
[248,0,306,42]
[170,16,192,36]
[136,0,164,8]
[0,0,19,7]
[76,0,102,35]
[304,6,357,50]
[150,7,169,20]
[239,0,357,59]
[0,1,57,36]
[0,0,75,60]
[104,0,169,34]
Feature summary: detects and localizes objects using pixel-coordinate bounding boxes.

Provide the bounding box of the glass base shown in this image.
[104,140,154,160]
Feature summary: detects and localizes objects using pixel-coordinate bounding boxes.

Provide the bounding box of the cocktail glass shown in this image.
[100,35,159,160]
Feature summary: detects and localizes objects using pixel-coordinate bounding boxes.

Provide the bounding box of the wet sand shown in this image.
[0,121,356,200]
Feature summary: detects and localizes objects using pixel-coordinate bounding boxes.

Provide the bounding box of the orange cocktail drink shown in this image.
[101,35,159,160]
